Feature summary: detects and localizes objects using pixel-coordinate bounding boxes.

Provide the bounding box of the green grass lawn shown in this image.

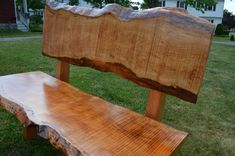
[213,35,232,42]
[0,39,235,156]
[0,30,42,38]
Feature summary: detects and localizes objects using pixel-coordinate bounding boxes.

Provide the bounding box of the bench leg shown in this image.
[23,125,37,139]
[145,90,166,121]
[56,60,70,83]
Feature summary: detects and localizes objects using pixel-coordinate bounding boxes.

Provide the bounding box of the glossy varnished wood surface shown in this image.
[43,3,214,103]
[0,72,187,156]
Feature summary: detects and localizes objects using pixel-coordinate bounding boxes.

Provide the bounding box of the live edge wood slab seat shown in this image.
[0,1,214,156]
[0,71,187,156]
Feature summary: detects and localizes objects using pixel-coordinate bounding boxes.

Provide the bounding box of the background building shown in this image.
[156,0,225,26]
[0,0,29,31]
[0,0,17,29]
[67,0,225,26]
[0,0,224,31]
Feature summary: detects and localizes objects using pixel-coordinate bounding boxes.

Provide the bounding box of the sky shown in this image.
[224,0,235,14]
[132,0,235,14]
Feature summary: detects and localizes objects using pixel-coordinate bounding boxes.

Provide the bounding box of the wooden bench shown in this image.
[0,1,214,156]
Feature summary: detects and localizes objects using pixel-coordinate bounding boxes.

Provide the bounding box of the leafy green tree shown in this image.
[187,0,216,12]
[222,9,235,30]
[140,0,159,9]
[215,24,224,35]
[28,0,46,10]
[84,0,132,8]
[68,0,80,5]
[16,0,45,10]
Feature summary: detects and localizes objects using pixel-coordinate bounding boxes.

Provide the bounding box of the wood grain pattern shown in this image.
[42,3,214,103]
[0,72,187,156]
[146,90,166,121]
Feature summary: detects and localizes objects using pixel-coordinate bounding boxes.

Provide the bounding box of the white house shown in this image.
[157,0,225,26]
[61,0,224,26]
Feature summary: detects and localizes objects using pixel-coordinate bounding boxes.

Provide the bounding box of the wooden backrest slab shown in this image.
[43,1,214,103]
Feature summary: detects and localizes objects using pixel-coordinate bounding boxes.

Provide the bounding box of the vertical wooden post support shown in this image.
[145,90,166,121]
[23,125,37,139]
[56,60,70,83]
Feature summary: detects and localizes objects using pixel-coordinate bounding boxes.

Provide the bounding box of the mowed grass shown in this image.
[0,30,42,38]
[0,39,235,156]
[212,35,232,42]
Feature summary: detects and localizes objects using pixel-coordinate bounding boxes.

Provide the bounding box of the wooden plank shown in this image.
[23,126,37,139]
[56,60,70,83]
[42,3,214,103]
[0,72,188,156]
[145,90,166,121]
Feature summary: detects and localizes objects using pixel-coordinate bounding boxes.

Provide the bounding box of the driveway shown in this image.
[0,36,42,41]
[212,41,235,46]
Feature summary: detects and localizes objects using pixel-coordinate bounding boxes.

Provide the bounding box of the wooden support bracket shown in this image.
[145,90,166,121]
[56,60,70,83]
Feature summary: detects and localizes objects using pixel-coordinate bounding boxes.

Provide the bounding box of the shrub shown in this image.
[29,15,43,32]
[223,31,229,35]
[215,24,224,35]
[230,35,235,41]
[29,23,43,32]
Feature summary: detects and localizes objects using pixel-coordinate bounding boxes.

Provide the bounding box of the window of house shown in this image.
[158,1,165,7]
[205,4,216,11]
[177,1,187,10]
[162,1,166,7]
[208,19,214,23]
[213,4,216,11]
[207,5,213,11]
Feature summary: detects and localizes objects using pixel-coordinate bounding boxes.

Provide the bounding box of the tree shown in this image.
[222,9,235,30]
[141,0,162,9]
[16,0,46,10]
[28,0,46,10]
[84,0,132,8]
[215,24,224,35]
[68,0,79,5]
